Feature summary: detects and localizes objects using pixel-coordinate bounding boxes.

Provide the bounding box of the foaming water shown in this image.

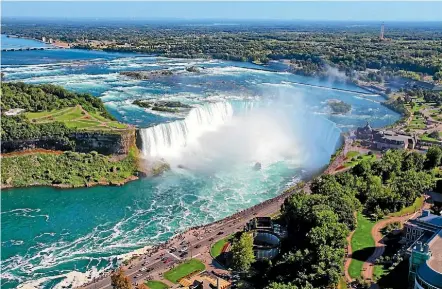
[140,102,233,158]
[1,46,401,289]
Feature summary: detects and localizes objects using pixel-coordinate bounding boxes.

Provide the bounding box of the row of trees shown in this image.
[1,82,114,119]
[1,115,74,143]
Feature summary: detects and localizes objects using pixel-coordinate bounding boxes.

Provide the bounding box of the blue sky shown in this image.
[2,1,442,21]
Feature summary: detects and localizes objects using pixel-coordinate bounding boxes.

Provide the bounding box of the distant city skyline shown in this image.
[2,1,442,22]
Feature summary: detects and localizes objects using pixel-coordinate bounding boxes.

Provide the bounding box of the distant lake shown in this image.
[1,34,51,49]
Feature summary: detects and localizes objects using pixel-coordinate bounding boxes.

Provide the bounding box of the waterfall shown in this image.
[139,102,234,158]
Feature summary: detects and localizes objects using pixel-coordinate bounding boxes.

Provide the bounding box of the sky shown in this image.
[2,1,442,22]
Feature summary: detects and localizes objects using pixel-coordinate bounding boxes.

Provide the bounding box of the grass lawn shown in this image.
[346,151,359,159]
[390,196,424,217]
[65,120,101,129]
[53,106,84,121]
[164,259,205,283]
[348,213,376,279]
[344,153,376,168]
[25,105,128,131]
[146,280,169,289]
[210,236,231,258]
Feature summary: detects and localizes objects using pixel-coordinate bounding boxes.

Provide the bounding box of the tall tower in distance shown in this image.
[380,22,385,40]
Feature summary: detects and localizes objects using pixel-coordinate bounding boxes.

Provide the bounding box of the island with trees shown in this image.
[133,99,192,114]
[328,100,352,114]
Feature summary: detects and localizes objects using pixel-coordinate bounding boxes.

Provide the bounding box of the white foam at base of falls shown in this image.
[139,102,234,158]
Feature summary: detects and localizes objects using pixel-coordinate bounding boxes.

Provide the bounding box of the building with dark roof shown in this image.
[356,122,374,140]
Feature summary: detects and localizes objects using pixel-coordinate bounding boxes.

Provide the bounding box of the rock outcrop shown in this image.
[1,129,136,156]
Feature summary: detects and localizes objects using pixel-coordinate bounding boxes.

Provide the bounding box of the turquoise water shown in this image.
[1,40,400,289]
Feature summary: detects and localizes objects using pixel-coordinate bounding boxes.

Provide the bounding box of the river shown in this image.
[0,37,400,289]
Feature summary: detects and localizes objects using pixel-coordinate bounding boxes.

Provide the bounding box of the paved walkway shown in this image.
[344,231,355,283]
[362,202,429,288]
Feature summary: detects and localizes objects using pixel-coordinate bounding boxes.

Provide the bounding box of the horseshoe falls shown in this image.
[1,47,401,289]
[140,102,234,158]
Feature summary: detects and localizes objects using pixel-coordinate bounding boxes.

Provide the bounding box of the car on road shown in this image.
[217,231,224,235]
[209,237,214,241]
[194,244,201,249]
[135,273,142,278]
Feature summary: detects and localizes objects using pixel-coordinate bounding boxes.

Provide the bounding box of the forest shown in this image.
[3,20,442,79]
[1,82,115,141]
[238,148,440,289]
[1,82,114,118]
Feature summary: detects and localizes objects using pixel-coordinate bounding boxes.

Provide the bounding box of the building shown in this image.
[407,80,442,92]
[42,36,46,43]
[404,211,442,243]
[356,122,374,140]
[180,271,230,289]
[48,38,53,44]
[408,232,442,289]
[246,217,273,231]
[404,211,442,288]
[373,130,416,150]
[245,217,287,260]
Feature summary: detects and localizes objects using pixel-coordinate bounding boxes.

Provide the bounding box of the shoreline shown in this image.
[0,175,139,191]
[77,135,352,289]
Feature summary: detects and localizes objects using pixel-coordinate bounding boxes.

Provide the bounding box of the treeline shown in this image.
[3,21,442,78]
[1,115,74,145]
[1,82,115,141]
[247,148,439,289]
[1,82,114,119]
[403,88,442,105]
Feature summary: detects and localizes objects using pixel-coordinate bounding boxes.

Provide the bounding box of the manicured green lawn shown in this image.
[164,259,205,283]
[348,213,376,279]
[344,154,376,168]
[210,237,231,258]
[390,196,424,217]
[146,280,169,289]
[346,151,359,159]
[53,106,84,121]
[65,120,101,129]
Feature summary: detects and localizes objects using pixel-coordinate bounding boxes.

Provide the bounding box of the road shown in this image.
[80,186,291,289]
[80,133,350,289]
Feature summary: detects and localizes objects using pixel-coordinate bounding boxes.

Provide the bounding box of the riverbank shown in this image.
[1,147,140,190]
[78,135,353,289]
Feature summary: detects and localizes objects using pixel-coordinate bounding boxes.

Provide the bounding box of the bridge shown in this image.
[1,46,66,52]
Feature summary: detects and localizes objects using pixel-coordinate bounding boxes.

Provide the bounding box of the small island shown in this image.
[133,99,192,113]
[328,100,352,114]
[120,70,174,80]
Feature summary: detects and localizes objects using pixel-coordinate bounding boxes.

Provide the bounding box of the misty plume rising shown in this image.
[139,96,342,173]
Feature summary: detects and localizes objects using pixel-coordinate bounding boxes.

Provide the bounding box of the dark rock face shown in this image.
[1,129,136,155]
[72,130,135,155]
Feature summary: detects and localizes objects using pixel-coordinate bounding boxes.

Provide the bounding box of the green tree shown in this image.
[425,146,442,169]
[231,232,255,272]
[403,151,425,171]
[110,269,132,289]
[266,282,299,289]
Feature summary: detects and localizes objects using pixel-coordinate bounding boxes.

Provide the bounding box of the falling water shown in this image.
[139,102,234,157]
